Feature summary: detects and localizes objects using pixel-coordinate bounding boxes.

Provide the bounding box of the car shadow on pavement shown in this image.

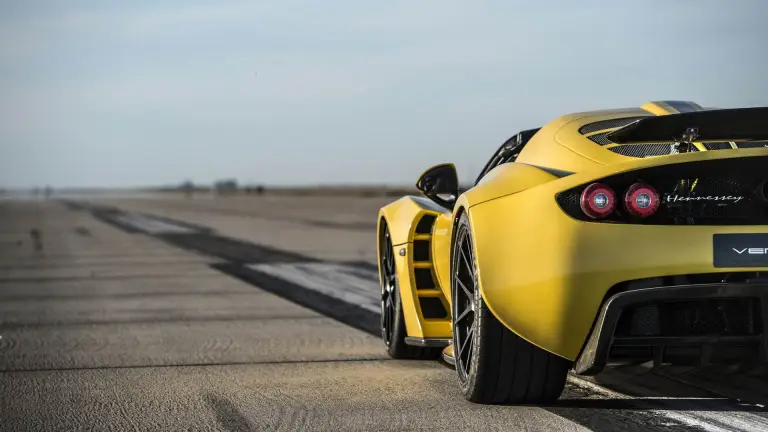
[433,360,768,413]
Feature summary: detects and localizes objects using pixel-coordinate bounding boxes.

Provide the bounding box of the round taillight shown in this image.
[580,183,617,219]
[624,182,660,218]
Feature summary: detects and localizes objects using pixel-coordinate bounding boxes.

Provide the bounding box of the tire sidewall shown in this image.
[379,225,391,346]
[382,229,407,356]
[452,213,483,396]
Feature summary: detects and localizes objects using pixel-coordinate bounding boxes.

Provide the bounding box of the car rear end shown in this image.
[553,152,768,374]
[468,149,768,370]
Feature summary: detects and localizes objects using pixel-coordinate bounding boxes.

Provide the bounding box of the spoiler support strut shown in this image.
[676,127,699,153]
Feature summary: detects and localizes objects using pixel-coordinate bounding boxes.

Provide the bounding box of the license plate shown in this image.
[713,234,768,268]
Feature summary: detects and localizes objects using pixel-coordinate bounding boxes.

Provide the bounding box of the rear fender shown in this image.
[459,162,563,208]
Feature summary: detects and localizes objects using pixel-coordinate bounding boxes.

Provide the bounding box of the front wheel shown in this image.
[380,221,440,360]
[451,213,571,404]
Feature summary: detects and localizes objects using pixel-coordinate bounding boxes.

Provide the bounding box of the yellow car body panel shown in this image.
[469,162,560,206]
[377,196,452,340]
[377,196,446,246]
[378,100,768,360]
[430,213,454,301]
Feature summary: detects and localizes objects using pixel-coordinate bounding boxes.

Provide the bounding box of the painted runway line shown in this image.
[113,213,199,235]
[247,262,380,313]
[569,376,768,432]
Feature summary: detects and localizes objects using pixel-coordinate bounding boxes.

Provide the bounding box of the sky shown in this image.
[1,0,767,188]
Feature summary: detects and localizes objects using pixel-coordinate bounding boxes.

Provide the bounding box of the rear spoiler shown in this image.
[606,107,768,144]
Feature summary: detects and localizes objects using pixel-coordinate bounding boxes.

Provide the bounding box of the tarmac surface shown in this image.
[3,195,768,431]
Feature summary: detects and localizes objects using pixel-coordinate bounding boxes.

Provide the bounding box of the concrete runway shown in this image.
[2,196,768,431]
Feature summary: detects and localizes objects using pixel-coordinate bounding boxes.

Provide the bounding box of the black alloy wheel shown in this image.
[452,219,476,383]
[450,212,571,404]
[379,221,441,360]
[380,227,397,346]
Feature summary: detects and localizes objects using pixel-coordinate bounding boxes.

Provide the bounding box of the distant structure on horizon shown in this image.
[180,180,195,197]
[214,179,238,195]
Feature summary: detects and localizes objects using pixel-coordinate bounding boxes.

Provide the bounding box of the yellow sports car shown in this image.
[376,101,768,404]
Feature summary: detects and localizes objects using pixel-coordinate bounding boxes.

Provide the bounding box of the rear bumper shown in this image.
[574,281,768,375]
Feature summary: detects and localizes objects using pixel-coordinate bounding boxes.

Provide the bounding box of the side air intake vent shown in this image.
[415,215,436,234]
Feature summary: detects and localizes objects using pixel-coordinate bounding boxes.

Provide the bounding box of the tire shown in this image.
[379,221,441,360]
[451,212,571,404]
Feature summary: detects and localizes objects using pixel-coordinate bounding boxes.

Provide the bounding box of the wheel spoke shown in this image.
[454,326,463,354]
[460,244,473,277]
[452,224,480,382]
[462,340,473,376]
[381,228,398,346]
[455,277,473,301]
[459,326,473,360]
[455,305,472,324]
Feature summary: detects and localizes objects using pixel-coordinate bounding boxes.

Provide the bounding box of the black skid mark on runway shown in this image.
[90,207,143,234]
[70,200,213,235]
[213,263,380,337]
[73,227,92,237]
[204,393,255,432]
[78,200,307,265]
[58,200,90,211]
[161,234,311,264]
[339,260,379,274]
[304,220,377,231]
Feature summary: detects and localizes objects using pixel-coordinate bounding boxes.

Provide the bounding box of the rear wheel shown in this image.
[451,213,571,404]
[380,222,441,359]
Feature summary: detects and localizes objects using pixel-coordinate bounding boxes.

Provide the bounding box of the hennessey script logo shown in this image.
[733,248,768,255]
[664,194,744,204]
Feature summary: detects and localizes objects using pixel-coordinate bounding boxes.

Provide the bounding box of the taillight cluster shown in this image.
[579,182,660,220]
